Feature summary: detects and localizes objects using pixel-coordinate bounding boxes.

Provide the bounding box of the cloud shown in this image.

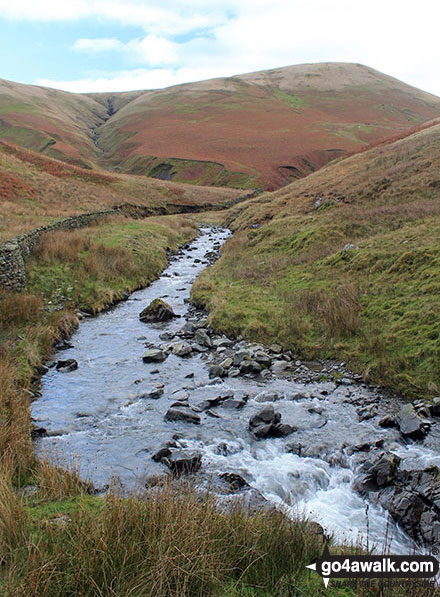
[73,38,123,52]
[4,0,440,95]
[36,65,239,93]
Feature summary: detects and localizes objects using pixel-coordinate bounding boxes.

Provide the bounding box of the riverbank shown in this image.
[1,219,437,596]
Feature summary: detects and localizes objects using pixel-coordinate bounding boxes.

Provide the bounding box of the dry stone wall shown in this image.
[0,190,259,292]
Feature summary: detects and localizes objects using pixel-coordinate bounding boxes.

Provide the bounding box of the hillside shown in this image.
[192,120,440,397]
[0,140,241,240]
[1,63,440,190]
[95,62,440,189]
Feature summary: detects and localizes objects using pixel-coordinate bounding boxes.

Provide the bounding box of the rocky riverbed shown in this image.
[32,226,440,556]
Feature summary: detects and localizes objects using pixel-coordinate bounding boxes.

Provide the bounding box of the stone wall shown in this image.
[0,209,118,291]
[0,190,260,292]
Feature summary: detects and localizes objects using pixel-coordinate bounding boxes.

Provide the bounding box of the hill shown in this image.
[1,63,440,190]
[0,140,241,240]
[192,119,440,397]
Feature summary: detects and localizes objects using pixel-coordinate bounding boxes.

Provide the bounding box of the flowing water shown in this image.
[32,227,440,555]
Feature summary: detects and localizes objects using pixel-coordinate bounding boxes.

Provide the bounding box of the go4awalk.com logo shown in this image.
[306,545,439,588]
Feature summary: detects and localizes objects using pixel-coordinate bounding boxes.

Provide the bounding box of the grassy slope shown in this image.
[0,78,107,168]
[0,215,349,597]
[0,140,242,240]
[96,63,440,190]
[192,121,440,398]
[0,221,424,596]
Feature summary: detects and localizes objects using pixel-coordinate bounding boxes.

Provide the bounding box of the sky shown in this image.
[0,0,439,96]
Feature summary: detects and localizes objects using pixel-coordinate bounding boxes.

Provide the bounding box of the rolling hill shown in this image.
[192,119,440,397]
[0,140,241,240]
[1,63,440,190]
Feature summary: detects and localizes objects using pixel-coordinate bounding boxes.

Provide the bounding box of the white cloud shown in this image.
[3,0,440,96]
[73,38,123,52]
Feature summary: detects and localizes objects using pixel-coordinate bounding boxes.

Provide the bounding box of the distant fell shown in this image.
[1,63,440,189]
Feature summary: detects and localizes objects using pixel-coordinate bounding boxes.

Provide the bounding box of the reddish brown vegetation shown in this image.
[0,141,114,184]
[0,169,36,199]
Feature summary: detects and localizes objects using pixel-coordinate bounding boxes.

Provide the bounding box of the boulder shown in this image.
[239,360,262,374]
[271,360,289,373]
[194,329,212,348]
[139,299,178,323]
[378,414,397,428]
[172,342,192,357]
[142,349,167,363]
[219,472,250,491]
[209,365,225,378]
[249,405,295,439]
[396,404,428,439]
[56,359,78,372]
[430,397,440,417]
[164,451,202,475]
[164,406,201,425]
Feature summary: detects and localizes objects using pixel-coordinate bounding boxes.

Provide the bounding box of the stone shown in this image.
[139,385,164,399]
[397,404,428,439]
[164,407,201,425]
[219,357,233,369]
[194,329,212,348]
[219,472,250,491]
[239,360,262,374]
[249,405,294,439]
[430,397,440,417]
[142,349,167,363]
[172,342,192,357]
[255,391,281,403]
[139,298,178,323]
[164,451,202,475]
[271,360,289,373]
[56,359,78,372]
[269,343,283,354]
[209,365,225,378]
[232,350,251,366]
[378,414,397,428]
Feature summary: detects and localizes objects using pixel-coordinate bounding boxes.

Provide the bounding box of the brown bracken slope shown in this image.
[1,63,440,190]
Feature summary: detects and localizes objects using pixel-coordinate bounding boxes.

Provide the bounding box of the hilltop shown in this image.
[192,119,440,397]
[1,63,440,190]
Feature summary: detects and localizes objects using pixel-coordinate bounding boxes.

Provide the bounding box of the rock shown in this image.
[378,414,397,428]
[228,368,240,377]
[430,397,440,417]
[151,441,178,462]
[164,451,202,475]
[249,405,295,439]
[219,472,250,491]
[219,357,233,369]
[239,360,262,374]
[31,426,48,439]
[172,342,192,357]
[170,390,190,402]
[164,407,201,425]
[194,329,212,348]
[56,359,78,372]
[213,337,234,348]
[254,351,272,367]
[179,322,196,337]
[269,343,283,354]
[255,391,281,403]
[397,404,428,439]
[209,365,225,378]
[271,360,289,373]
[233,350,251,366]
[142,349,167,363]
[139,298,178,323]
[139,385,164,399]
[222,398,246,409]
[357,405,377,421]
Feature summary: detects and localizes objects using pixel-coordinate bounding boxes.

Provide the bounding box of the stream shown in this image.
[32,226,440,556]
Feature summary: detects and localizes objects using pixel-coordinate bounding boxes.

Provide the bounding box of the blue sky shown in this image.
[0,0,439,96]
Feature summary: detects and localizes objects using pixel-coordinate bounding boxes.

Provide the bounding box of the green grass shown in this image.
[273,89,308,110]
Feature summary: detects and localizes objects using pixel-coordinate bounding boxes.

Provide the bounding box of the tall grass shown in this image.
[0,479,325,596]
